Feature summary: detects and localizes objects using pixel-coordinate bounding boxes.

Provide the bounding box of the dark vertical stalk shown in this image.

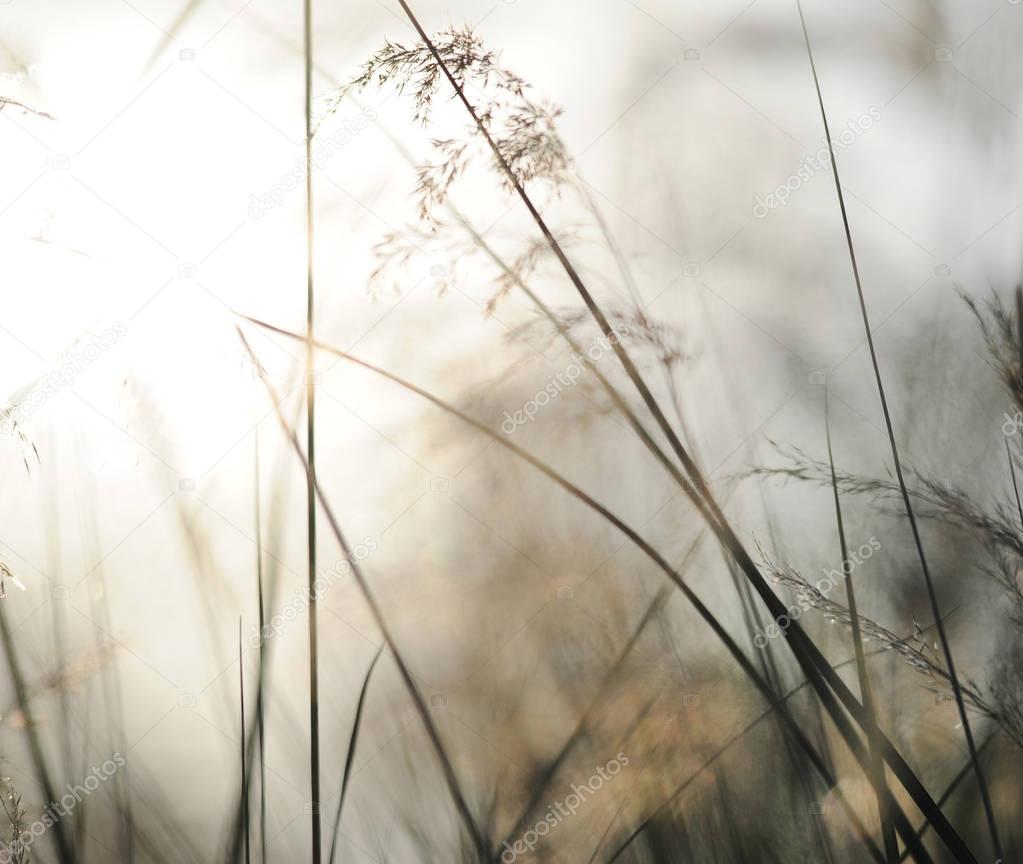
[229,415,299,864]
[1007,438,1022,528]
[825,392,898,861]
[255,432,268,864]
[1015,287,1023,370]
[240,618,251,864]
[795,5,1001,860]
[303,0,321,860]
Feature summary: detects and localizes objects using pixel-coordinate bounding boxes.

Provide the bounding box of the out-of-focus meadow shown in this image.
[1,0,1023,861]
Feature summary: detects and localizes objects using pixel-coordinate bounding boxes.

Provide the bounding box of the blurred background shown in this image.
[0,0,1021,861]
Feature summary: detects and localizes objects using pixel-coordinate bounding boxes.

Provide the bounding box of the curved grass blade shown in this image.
[254,433,268,864]
[239,618,250,864]
[327,646,383,864]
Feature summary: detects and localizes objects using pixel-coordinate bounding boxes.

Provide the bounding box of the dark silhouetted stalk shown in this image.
[1007,438,1022,528]
[239,618,250,864]
[303,0,321,860]
[255,433,268,863]
[228,411,300,864]
[825,392,898,862]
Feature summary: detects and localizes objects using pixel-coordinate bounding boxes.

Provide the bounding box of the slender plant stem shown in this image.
[795,4,1001,861]
[328,647,383,864]
[239,618,250,864]
[825,391,898,862]
[303,0,321,861]
[228,399,304,864]
[255,431,268,864]
[0,96,55,119]
[1016,288,1023,370]
[1007,438,1022,528]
